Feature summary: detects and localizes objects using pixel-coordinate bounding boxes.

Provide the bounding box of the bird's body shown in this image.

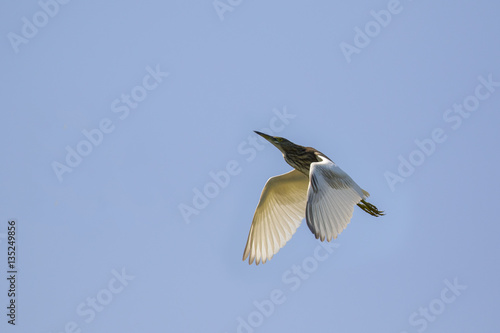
[243,131,384,265]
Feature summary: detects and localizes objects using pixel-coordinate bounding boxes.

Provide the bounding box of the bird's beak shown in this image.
[254,131,287,154]
[254,131,273,142]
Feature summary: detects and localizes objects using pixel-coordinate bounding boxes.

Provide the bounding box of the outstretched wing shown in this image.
[243,170,309,265]
[306,155,366,242]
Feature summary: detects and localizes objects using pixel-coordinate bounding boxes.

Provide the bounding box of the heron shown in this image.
[243,131,384,265]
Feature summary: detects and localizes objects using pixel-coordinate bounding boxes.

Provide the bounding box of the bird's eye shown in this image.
[276,137,283,142]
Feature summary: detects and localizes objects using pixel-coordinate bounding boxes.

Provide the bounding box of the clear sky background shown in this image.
[1,1,499,332]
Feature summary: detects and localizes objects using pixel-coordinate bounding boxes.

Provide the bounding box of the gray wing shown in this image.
[305,155,366,242]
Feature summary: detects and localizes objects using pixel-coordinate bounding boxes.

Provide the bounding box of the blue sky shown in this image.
[1,1,499,332]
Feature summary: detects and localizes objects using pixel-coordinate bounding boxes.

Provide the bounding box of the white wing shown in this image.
[305,155,366,242]
[243,169,309,265]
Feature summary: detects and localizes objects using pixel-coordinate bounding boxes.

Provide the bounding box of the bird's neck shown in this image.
[284,147,321,176]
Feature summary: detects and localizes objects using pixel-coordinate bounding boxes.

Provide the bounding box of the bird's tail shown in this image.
[357,199,384,217]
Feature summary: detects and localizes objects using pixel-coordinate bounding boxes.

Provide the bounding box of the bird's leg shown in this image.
[357,199,385,217]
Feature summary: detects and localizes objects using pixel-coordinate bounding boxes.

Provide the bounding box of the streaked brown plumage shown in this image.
[243,131,384,265]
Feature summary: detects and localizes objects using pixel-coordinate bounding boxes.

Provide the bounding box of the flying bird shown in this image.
[243,131,384,265]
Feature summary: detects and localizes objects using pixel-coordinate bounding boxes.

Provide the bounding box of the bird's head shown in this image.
[254,131,298,155]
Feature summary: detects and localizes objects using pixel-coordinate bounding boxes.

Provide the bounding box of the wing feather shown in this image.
[243,169,309,265]
[305,156,366,242]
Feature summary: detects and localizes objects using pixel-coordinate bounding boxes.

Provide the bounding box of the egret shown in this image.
[243,131,384,265]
